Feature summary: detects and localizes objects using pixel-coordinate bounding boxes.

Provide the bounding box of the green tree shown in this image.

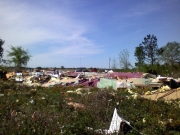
[142,34,158,65]
[36,67,42,69]
[61,66,65,69]
[0,39,4,60]
[158,42,180,66]
[118,49,132,69]
[7,46,31,70]
[134,44,145,69]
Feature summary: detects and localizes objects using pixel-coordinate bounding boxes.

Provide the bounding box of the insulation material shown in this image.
[116,81,135,89]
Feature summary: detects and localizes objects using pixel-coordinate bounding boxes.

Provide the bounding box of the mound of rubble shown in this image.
[3,69,180,100]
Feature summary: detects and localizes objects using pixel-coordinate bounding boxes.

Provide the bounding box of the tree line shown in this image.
[113,34,180,77]
[1,34,180,77]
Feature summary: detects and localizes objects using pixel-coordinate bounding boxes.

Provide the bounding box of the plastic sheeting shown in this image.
[97,78,117,90]
[97,78,135,90]
[108,108,122,134]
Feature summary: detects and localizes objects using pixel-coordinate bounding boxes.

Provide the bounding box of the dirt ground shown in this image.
[141,90,180,100]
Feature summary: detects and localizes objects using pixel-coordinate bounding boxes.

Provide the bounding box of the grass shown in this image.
[0,80,180,135]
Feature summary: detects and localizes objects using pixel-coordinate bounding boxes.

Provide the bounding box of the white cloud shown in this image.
[124,2,161,17]
[0,0,103,67]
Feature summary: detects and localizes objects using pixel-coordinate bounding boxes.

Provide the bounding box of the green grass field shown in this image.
[1,81,180,135]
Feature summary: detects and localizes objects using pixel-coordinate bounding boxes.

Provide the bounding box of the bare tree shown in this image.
[118,49,132,69]
[111,57,118,69]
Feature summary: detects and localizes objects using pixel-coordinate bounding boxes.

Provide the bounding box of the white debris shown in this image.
[30,99,34,104]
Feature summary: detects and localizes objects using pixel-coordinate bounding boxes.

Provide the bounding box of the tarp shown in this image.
[97,78,117,90]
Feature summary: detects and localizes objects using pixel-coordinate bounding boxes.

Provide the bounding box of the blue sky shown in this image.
[0,0,180,68]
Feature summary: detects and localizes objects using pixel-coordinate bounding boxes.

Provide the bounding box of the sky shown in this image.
[0,0,180,69]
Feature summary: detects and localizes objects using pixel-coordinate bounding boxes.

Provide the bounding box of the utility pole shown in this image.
[79,52,81,67]
[109,57,111,69]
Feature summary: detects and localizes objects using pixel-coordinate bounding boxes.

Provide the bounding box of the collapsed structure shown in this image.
[3,69,180,91]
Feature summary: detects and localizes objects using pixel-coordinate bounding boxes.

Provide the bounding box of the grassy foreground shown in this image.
[0,81,180,135]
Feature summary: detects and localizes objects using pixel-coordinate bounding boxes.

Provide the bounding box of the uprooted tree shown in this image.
[7,46,31,70]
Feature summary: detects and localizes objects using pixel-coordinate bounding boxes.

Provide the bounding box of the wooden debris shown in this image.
[158,89,176,100]
[11,110,17,117]
[32,111,39,120]
[67,102,85,110]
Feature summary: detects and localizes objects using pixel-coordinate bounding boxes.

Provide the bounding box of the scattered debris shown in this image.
[3,69,180,100]
[32,111,39,120]
[67,102,85,110]
[11,110,17,117]
[87,108,137,134]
